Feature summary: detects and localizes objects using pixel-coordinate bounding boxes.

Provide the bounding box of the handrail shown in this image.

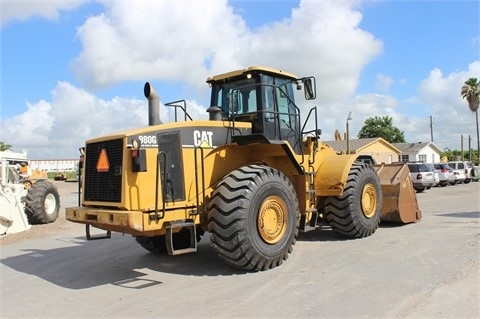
[165,100,193,122]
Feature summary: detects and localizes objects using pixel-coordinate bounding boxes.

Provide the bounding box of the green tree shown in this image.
[357,116,405,143]
[441,148,478,164]
[461,77,480,164]
[0,141,12,151]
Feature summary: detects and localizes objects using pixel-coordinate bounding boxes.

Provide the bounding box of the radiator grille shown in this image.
[84,139,123,202]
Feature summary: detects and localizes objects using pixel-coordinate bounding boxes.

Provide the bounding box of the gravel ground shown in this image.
[0,180,80,246]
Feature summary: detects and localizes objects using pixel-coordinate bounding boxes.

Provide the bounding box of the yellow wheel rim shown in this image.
[361,183,377,219]
[257,195,288,244]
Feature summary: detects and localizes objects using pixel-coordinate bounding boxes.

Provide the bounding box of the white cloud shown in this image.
[1,81,146,158]
[72,0,382,103]
[416,61,480,148]
[66,0,384,147]
[0,80,209,158]
[72,0,249,90]
[0,0,88,27]
[1,0,478,158]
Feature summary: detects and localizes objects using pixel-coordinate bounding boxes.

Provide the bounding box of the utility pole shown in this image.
[461,135,464,161]
[430,115,434,142]
[476,110,480,165]
[469,135,472,162]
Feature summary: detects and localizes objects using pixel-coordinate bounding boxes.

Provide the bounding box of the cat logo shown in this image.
[96,148,110,172]
[193,130,213,148]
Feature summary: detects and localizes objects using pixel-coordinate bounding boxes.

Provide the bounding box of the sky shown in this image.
[0,0,479,160]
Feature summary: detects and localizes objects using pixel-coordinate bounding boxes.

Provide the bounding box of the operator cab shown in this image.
[207,66,315,154]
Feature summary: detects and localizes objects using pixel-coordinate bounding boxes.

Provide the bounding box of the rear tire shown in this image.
[135,228,200,254]
[325,163,382,238]
[208,165,299,271]
[24,180,60,224]
[135,235,168,254]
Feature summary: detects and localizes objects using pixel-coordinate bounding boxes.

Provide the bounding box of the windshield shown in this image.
[211,78,257,117]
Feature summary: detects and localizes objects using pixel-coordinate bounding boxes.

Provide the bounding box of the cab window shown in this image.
[212,78,257,117]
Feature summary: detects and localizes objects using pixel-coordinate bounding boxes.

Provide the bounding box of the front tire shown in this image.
[208,165,299,271]
[24,180,60,224]
[325,163,382,238]
[415,187,426,193]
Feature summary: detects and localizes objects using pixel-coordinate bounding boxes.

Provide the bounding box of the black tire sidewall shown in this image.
[134,236,167,254]
[351,168,382,229]
[25,181,60,224]
[246,177,298,258]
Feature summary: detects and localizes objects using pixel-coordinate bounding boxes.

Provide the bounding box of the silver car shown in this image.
[448,161,471,184]
[426,163,440,187]
[406,162,435,192]
[433,163,455,187]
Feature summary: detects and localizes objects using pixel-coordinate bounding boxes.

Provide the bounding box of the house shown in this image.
[29,159,79,172]
[323,137,400,164]
[392,142,443,164]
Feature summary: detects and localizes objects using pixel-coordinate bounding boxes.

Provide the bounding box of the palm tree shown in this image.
[461,78,480,165]
[0,141,12,151]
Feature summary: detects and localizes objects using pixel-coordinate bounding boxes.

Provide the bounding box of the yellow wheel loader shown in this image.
[66,66,421,271]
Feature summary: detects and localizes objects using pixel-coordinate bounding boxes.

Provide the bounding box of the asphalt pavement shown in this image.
[0,180,479,318]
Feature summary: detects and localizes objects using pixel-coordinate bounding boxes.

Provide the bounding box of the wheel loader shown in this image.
[0,159,61,235]
[65,66,421,271]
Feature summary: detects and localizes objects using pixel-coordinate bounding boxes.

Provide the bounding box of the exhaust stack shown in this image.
[144,82,162,126]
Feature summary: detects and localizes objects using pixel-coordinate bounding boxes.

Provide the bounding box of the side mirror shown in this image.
[303,77,316,100]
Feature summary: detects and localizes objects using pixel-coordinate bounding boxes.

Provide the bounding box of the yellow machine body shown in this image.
[66,66,421,270]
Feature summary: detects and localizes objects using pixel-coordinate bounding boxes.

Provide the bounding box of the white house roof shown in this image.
[392,142,443,154]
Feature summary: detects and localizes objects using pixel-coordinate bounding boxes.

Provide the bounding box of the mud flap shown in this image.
[374,163,422,223]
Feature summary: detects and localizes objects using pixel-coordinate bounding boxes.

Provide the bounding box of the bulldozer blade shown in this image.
[374,163,422,224]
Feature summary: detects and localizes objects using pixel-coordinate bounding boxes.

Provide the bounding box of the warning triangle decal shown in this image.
[96,148,110,172]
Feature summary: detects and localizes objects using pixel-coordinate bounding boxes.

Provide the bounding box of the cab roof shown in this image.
[206,66,298,83]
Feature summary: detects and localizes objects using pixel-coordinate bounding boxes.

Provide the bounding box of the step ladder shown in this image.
[165,220,197,255]
[300,168,319,232]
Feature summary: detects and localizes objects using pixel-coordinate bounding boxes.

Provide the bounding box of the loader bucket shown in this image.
[373,163,422,223]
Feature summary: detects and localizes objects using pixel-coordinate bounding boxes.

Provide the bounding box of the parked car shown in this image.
[467,162,476,181]
[473,166,480,182]
[54,172,67,181]
[355,155,376,165]
[448,161,474,184]
[404,162,435,193]
[433,163,455,187]
[426,163,439,187]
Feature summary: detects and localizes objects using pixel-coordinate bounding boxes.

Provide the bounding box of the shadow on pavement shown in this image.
[1,219,419,290]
